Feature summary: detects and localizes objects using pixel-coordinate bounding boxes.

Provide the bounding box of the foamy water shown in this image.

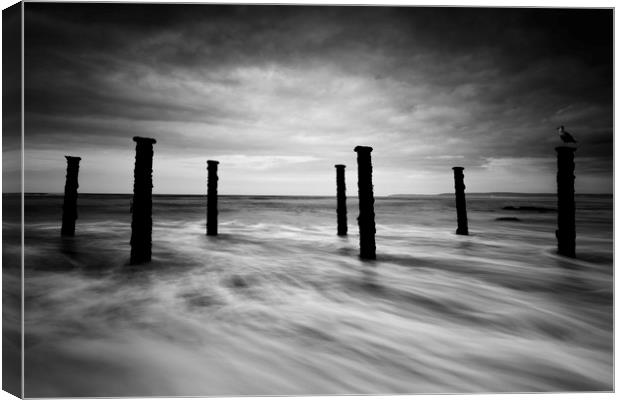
[11,194,613,396]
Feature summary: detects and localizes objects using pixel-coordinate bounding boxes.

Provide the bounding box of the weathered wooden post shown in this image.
[354,146,376,260]
[207,160,219,236]
[335,164,347,236]
[452,167,469,235]
[555,146,576,258]
[130,136,156,265]
[61,156,81,236]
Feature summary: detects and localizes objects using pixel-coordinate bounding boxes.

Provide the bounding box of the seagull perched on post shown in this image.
[557,126,577,143]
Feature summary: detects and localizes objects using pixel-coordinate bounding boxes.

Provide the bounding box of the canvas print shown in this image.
[2,2,613,397]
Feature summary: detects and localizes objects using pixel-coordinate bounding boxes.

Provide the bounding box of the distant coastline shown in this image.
[391,192,612,198]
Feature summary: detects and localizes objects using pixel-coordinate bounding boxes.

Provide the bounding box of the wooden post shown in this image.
[452,167,469,235]
[207,160,219,236]
[335,164,347,236]
[354,146,376,260]
[130,136,156,265]
[61,156,81,236]
[555,146,576,257]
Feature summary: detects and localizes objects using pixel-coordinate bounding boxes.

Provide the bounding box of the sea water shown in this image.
[5,193,613,396]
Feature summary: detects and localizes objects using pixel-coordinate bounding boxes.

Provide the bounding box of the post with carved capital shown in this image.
[207,160,219,236]
[555,146,576,258]
[452,167,469,235]
[335,164,347,236]
[130,136,156,265]
[354,146,376,260]
[61,156,81,236]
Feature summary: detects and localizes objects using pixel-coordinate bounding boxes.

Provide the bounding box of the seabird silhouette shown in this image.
[557,126,577,143]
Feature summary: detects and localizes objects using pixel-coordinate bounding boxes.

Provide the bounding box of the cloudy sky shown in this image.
[15,4,613,195]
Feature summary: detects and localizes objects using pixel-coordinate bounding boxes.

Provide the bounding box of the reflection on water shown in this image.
[18,194,613,396]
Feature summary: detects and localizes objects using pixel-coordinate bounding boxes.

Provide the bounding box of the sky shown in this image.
[10,3,613,195]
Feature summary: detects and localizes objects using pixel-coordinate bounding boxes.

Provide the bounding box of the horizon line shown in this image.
[10,191,614,197]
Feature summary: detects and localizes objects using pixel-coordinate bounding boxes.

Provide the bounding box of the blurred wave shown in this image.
[16,194,613,396]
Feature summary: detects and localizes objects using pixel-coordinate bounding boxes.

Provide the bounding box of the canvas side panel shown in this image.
[2,2,23,398]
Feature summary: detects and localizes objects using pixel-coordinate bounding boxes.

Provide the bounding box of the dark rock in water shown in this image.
[230,275,248,288]
[502,206,556,213]
[496,217,521,222]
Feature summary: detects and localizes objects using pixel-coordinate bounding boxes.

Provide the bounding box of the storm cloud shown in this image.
[22,4,612,195]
